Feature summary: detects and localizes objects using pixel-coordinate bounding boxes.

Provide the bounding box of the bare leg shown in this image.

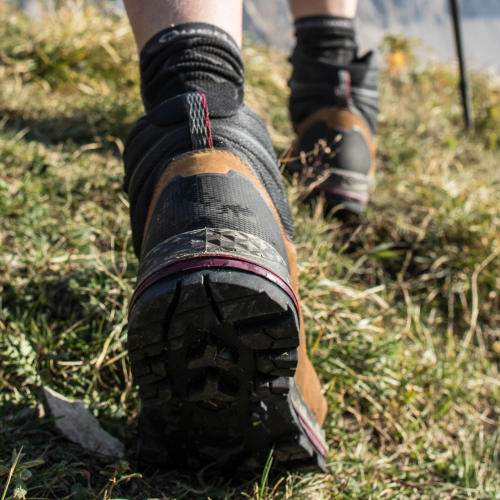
[288,0,358,19]
[124,0,243,51]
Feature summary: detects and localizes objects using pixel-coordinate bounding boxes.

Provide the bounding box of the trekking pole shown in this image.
[449,0,473,131]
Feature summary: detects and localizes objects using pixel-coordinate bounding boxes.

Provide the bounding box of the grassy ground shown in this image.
[0,4,499,499]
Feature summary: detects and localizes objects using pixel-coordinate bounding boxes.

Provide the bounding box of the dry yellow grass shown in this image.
[0,4,498,499]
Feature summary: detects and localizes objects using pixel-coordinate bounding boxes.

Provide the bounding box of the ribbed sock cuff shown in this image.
[294,15,357,65]
[139,23,245,112]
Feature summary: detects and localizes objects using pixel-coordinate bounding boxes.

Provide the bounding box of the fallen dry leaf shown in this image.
[42,386,125,459]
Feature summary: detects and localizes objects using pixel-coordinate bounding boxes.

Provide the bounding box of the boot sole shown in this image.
[285,151,372,215]
[128,230,328,473]
[315,184,369,215]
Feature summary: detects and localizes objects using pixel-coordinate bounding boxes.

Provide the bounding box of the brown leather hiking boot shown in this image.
[124,91,328,472]
[288,47,379,214]
[289,103,377,214]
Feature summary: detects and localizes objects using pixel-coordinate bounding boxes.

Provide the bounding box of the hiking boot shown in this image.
[288,40,379,215]
[124,91,328,472]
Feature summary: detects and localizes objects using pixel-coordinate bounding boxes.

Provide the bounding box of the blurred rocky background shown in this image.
[242,0,500,72]
[14,0,500,71]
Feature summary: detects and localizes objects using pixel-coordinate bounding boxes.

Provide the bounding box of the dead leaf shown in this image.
[41,386,125,459]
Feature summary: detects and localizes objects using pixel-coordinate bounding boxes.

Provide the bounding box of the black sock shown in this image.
[293,16,357,66]
[139,23,245,112]
[289,16,378,133]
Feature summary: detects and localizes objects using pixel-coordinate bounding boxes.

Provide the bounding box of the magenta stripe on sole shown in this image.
[129,254,299,314]
[294,405,328,458]
[316,186,369,204]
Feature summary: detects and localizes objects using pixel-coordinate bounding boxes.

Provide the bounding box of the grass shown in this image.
[0,3,499,499]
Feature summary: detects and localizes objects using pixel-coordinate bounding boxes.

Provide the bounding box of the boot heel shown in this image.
[130,227,296,314]
[128,228,327,471]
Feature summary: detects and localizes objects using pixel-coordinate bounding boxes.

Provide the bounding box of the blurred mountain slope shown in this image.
[243,0,500,71]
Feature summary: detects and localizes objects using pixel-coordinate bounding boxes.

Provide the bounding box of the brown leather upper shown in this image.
[143,150,288,252]
[143,149,328,425]
[296,106,377,162]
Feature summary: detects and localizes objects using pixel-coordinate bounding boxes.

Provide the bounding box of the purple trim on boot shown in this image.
[294,404,329,458]
[316,185,369,204]
[129,254,299,315]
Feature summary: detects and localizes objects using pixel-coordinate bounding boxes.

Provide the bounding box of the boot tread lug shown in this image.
[129,263,327,472]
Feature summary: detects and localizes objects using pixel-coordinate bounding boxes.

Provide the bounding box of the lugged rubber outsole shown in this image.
[128,265,327,473]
